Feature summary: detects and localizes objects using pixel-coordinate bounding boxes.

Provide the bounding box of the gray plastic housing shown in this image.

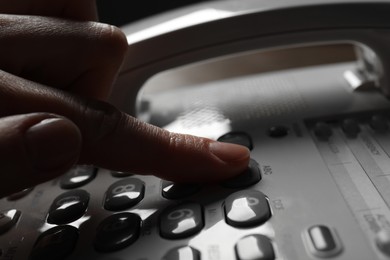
[111,0,390,115]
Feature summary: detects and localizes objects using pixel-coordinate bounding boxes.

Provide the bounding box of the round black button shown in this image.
[30,225,79,260]
[94,213,141,252]
[60,165,97,189]
[268,126,289,138]
[47,190,90,225]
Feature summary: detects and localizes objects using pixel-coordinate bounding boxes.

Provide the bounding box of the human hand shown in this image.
[0,0,250,197]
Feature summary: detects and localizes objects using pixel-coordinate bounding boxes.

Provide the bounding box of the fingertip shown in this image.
[209,141,250,164]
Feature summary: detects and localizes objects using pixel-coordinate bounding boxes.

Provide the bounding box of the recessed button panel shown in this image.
[94,212,141,252]
[30,225,79,260]
[160,202,203,239]
[47,190,89,225]
[235,234,275,260]
[217,132,253,150]
[162,181,201,200]
[305,225,342,257]
[224,190,271,228]
[162,246,201,260]
[222,159,261,189]
[104,178,145,211]
[60,165,97,189]
[0,209,21,234]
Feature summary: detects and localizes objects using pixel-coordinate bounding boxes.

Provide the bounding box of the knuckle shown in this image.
[77,98,125,143]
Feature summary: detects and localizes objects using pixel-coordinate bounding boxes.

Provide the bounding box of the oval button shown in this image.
[94,212,141,252]
[305,225,342,258]
[160,202,203,239]
[224,190,271,228]
[104,178,145,211]
[47,190,89,225]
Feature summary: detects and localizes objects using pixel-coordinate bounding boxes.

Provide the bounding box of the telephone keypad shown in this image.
[104,178,145,211]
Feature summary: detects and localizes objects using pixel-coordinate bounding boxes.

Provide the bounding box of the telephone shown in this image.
[3,0,390,259]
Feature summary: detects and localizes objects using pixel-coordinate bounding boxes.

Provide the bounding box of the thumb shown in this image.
[0,113,81,197]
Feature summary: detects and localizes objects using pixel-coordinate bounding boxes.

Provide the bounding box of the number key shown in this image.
[160,203,203,239]
[104,178,145,211]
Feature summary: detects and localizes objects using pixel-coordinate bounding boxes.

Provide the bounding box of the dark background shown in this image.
[96,0,209,26]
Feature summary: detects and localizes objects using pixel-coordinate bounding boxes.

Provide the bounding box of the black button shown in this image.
[94,212,141,252]
[313,122,332,140]
[104,178,145,211]
[370,115,389,132]
[163,246,201,260]
[222,159,261,189]
[235,234,275,260]
[47,190,89,225]
[160,202,203,239]
[341,118,360,137]
[268,126,289,138]
[60,165,97,189]
[162,181,201,200]
[217,132,253,150]
[7,187,34,201]
[30,225,79,260]
[224,190,271,228]
[0,209,21,234]
[111,171,133,178]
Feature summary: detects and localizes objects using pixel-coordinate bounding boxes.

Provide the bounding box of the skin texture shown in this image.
[0,0,250,197]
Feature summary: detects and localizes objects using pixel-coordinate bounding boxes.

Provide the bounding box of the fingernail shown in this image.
[25,117,81,172]
[209,142,250,163]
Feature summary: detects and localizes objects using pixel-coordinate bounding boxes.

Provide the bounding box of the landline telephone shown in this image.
[3,0,390,259]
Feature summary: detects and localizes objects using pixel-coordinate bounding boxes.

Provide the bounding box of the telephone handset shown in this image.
[112,0,390,115]
[3,1,390,259]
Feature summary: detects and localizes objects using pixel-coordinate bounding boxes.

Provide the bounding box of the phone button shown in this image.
[0,209,21,234]
[60,165,97,189]
[104,178,145,211]
[224,190,271,228]
[305,225,342,258]
[370,115,389,133]
[160,202,203,239]
[47,190,90,225]
[30,225,78,260]
[222,159,261,189]
[162,181,201,200]
[235,234,275,260]
[341,118,360,137]
[313,122,333,141]
[163,246,200,260]
[94,212,141,252]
